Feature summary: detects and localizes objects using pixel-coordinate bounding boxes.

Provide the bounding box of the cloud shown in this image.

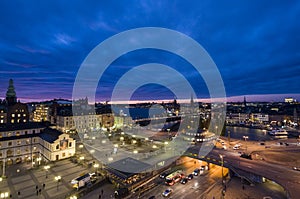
[0,1,299,101]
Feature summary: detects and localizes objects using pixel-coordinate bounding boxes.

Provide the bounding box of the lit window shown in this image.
[12,114,15,117]
[11,119,14,123]
[23,119,26,122]
[7,132,12,137]
[17,141,21,145]
[23,114,26,117]
[0,120,3,123]
[18,114,21,117]
[8,141,12,146]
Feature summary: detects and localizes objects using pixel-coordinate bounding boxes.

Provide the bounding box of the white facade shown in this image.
[0,124,76,168]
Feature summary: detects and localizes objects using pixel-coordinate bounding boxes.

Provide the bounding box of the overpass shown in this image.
[182,145,299,199]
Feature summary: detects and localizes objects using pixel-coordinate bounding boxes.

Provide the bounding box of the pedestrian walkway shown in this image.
[2,158,91,198]
[205,177,287,199]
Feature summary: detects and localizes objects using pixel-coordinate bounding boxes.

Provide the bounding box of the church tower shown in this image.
[6,79,17,106]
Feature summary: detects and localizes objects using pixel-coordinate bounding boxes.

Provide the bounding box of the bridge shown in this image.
[181,145,299,199]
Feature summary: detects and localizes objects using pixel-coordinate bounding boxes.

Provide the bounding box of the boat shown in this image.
[268,129,288,136]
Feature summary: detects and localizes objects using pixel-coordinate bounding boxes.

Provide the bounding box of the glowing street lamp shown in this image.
[79,144,84,153]
[219,154,225,197]
[55,176,61,191]
[70,196,77,199]
[94,163,99,173]
[164,141,168,152]
[36,157,41,165]
[243,136,249,154]
[44,165,50,178]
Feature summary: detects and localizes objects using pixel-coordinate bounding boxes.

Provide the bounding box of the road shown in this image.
[202,138,300,199]
[141,159,224,199]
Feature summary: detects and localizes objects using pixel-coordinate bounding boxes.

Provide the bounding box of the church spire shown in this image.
[6,79,17,105]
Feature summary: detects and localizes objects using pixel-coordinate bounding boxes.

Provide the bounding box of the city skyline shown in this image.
[1,1,300,102]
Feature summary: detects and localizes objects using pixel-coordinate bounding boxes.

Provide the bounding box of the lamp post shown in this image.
[78,144,84,153]
[243,136,249,154]
[70,196,77,199]
[37,157,41,166]
[44,165,50,178]
[219,154,225,198]
[55,176,61,191]
[93,163,99,174]
[164,141,168,152]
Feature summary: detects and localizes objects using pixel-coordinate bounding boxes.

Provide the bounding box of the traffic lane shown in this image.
[141,165,222,199]
[210,149,300,196]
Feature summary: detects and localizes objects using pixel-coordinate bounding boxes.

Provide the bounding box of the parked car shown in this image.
[160,172,168,179]
[180,178,188,184]
[293,167,300,171]
[162,189,172,197]
[193,169,200,176]
[187,174,194,180]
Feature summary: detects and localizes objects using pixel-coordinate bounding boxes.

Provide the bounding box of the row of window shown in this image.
[0,129,39,138]
[11,113,26,117]
[0,138,37,147]
[0,146,38,157]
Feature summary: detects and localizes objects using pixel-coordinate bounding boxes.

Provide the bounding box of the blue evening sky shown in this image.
[0,1,299,102]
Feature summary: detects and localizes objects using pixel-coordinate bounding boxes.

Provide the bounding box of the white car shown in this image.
[162,189,172,197]
[233,146,239,150]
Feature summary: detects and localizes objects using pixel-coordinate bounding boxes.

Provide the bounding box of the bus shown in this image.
[165,170,184,186]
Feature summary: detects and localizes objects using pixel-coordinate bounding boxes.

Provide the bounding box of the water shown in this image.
[111,106,165,119]
[225,126,271,141]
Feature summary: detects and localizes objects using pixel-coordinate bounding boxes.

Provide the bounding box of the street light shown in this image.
[70,196,77,199]
[37,157,41,165]
[243,136,249,154]
[219,154,225,197]
[79,144,84,153]
[44,165,50,178]
[54,176,61,191]
[93,163,99,173]
[164,141,168,152]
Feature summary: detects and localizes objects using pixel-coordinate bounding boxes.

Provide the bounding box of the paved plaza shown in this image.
[0,158,91,199]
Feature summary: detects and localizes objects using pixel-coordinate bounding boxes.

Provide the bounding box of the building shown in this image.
[250,113,269,124]
[285,97,296,103]
[5,79,29,124]
[33,104,49,122]
[114,115,133,129]
[0,122,76,172]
